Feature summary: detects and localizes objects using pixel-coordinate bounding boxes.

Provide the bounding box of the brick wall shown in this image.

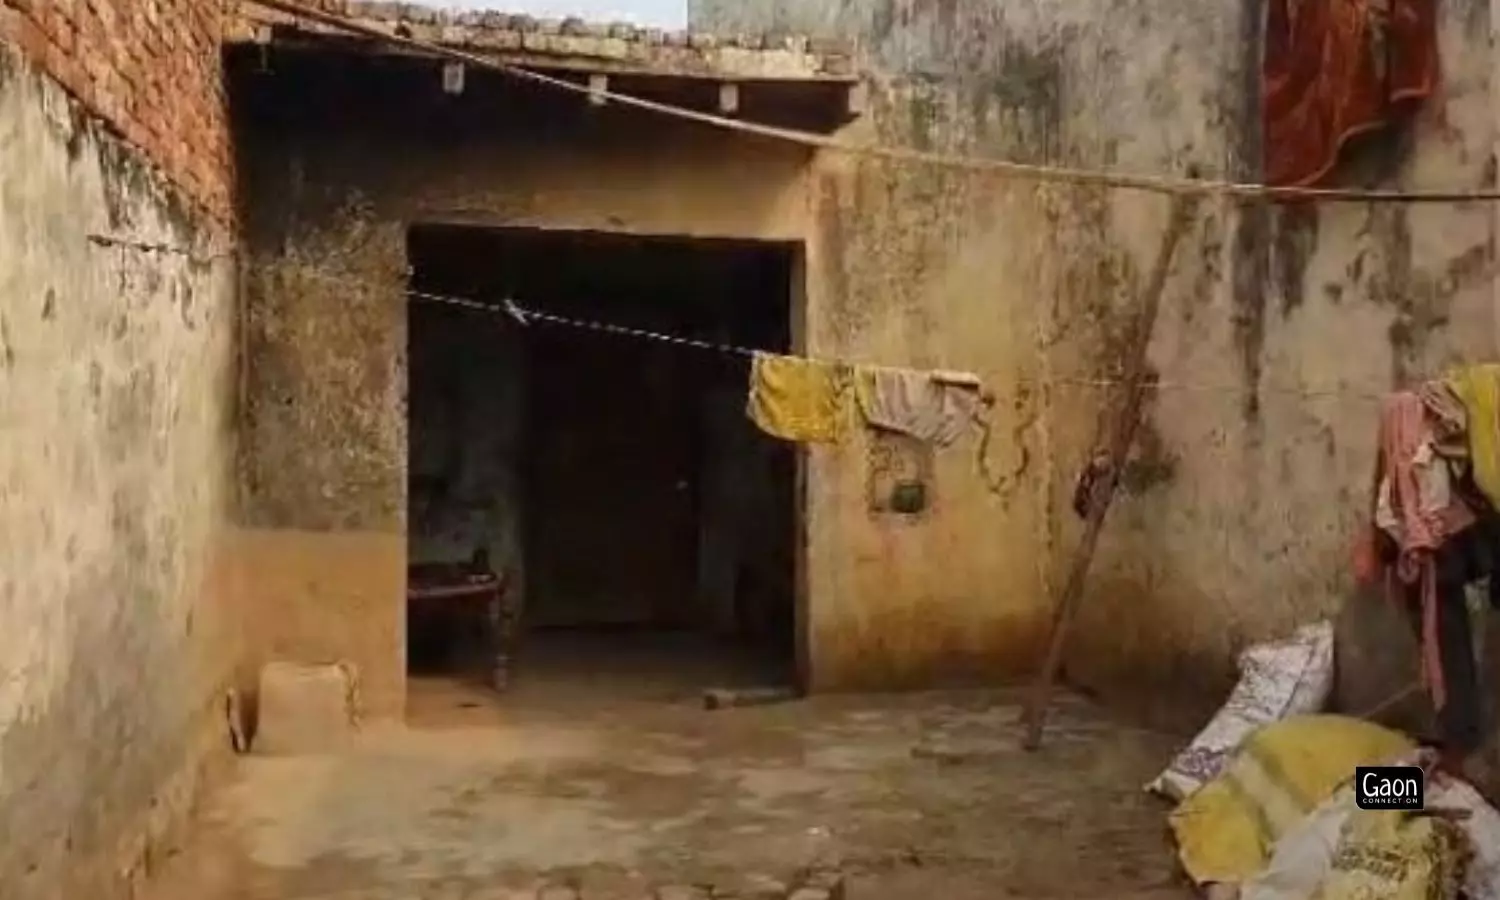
[0,0,233,225]
[1,18,241,898]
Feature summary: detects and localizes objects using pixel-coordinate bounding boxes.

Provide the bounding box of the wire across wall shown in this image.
[84,229,1396,403]
[65,0,1464,745]
[63,0,1490,408]
[244,0,1500,205]
[80,228,1428,718]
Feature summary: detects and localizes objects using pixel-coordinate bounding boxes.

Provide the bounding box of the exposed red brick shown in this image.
[2,7,48,62]
[75,7,100,49]
[52,15,74,55]
[6,0,233,229]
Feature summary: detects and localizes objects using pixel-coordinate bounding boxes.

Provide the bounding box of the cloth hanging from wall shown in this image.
[746,352,850,444]
[1419,378,1470,461]
[1263,0,1438,188]
[1446,364,1500,509]
[1368,390,1475,712]
[853,366,984,447]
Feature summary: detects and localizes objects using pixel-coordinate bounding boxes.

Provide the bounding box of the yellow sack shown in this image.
[1311,794,1467,900]
[1169,715,1414,886]
[1447,364,1500,509]
[747,353,849,444]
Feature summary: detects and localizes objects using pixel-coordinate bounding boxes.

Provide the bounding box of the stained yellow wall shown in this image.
[694,0,1500,722]
[229,39,1064,709]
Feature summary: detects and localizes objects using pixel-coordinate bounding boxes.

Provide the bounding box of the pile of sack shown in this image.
[1147,622,1500,900]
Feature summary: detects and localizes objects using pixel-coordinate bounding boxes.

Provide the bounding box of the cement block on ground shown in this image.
[254,661,360,755]
[703,686,797,710]
[720,873,787,899]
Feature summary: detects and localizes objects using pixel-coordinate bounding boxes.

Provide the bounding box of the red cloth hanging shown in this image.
[1263,0,1439,188]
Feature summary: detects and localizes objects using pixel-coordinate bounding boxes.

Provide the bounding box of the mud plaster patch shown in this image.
[1272,203,1319,316]
[1119,412,1178,495]
[1230,202,1271,422]
[0,314,14,370]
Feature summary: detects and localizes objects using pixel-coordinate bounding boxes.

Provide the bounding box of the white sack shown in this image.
[1148,621,1335,801]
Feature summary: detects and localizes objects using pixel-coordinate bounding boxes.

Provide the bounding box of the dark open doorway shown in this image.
[405,224,801,708]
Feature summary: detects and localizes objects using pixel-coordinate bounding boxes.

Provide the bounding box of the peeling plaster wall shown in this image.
[798,149,1057,689]
[0,46,239,900]
[237,192,409,717]
[693,0,1500,719]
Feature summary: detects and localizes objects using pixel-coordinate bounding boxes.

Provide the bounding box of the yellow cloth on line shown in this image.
[1168,714,1414,887]
[747,352,848,444]
[1447,363,1500,510]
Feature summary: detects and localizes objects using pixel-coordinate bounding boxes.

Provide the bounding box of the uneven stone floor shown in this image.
[146,659,1195,900]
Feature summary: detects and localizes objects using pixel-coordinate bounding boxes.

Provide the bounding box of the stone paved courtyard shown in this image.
[145,676,1194,900]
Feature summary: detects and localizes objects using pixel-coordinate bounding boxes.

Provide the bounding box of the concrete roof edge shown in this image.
[231,1,859,82]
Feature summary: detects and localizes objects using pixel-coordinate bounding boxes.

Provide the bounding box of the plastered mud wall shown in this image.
[233,34,1052,692]
[693,0,1500,718]
[236,191,408,717]
[0,45,239,900]
[230,34,1127,695]
[231,55,821,705]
